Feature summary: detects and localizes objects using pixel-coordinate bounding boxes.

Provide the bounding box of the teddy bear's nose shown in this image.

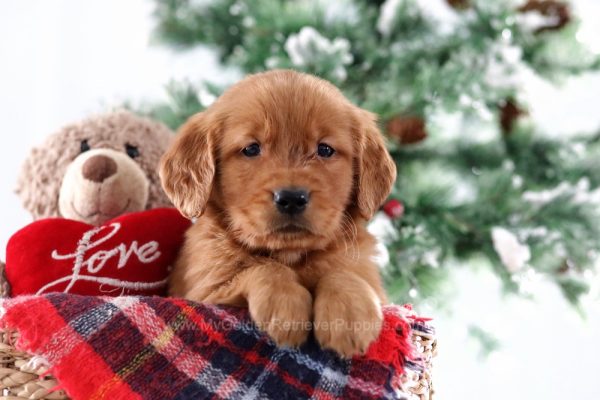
[82,155,118,183]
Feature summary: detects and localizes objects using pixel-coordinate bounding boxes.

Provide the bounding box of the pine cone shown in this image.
[518,0,571,34]
[386,116,428,145]
[446,0,471,10]
[499,98,527,135]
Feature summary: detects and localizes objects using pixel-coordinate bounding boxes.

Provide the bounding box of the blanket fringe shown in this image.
[363,305,415,377]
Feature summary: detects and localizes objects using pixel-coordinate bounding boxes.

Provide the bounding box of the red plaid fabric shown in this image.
[1,294,431,400]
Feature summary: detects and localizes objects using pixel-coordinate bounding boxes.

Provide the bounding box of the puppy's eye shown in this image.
[80,139,91,153]
[317,143,335,158]
[125,143,140,159]
[242,143,261,157]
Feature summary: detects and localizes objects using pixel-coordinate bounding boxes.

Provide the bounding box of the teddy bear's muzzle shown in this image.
[82,155,118,183]
[58,149,150,226]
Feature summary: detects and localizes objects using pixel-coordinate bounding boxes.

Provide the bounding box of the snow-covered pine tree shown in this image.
[142,0,600,308]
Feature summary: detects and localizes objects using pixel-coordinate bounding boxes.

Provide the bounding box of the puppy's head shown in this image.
[161,70,396,251]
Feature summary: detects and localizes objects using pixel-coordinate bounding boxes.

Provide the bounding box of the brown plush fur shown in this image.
[16,111,173,222]
[161,70,397,357]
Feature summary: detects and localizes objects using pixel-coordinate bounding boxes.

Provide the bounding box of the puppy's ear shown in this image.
[354,109,397,220]
[159,112,218,219]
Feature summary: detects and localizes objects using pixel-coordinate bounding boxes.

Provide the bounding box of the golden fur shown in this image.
[160,70,396,357]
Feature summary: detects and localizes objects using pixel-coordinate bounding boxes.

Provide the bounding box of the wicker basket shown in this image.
[0,263,436,399]
[0,329,69,400]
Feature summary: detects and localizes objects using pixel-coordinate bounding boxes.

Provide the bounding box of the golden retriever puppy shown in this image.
[160,70,396,357]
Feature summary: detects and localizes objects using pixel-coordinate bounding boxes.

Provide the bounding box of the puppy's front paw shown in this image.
[314,287,383,358]
[248,283,313,348]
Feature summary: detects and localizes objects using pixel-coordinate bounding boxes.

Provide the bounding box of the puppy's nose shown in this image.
[274,189,309,215]
[82,155,118,183]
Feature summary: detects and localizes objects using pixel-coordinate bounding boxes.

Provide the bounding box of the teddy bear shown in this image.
[1,110,191,297]
[16,110,174,225]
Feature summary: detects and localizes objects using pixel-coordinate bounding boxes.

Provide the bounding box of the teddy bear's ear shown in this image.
[159,112,218,219]
[16,120,91,221]
[16,146,62,220]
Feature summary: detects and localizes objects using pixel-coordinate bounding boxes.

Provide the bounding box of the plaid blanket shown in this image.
[1,294,431,400]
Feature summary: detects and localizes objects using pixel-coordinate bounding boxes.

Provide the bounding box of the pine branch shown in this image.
[145,0,600,306]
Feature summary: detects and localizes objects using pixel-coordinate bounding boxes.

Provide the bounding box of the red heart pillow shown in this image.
[6,208,191,296]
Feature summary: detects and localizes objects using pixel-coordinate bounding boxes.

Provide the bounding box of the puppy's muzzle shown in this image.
[273,188,309,215]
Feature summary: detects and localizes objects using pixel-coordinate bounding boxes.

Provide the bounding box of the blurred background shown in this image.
[1,0,599,398]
